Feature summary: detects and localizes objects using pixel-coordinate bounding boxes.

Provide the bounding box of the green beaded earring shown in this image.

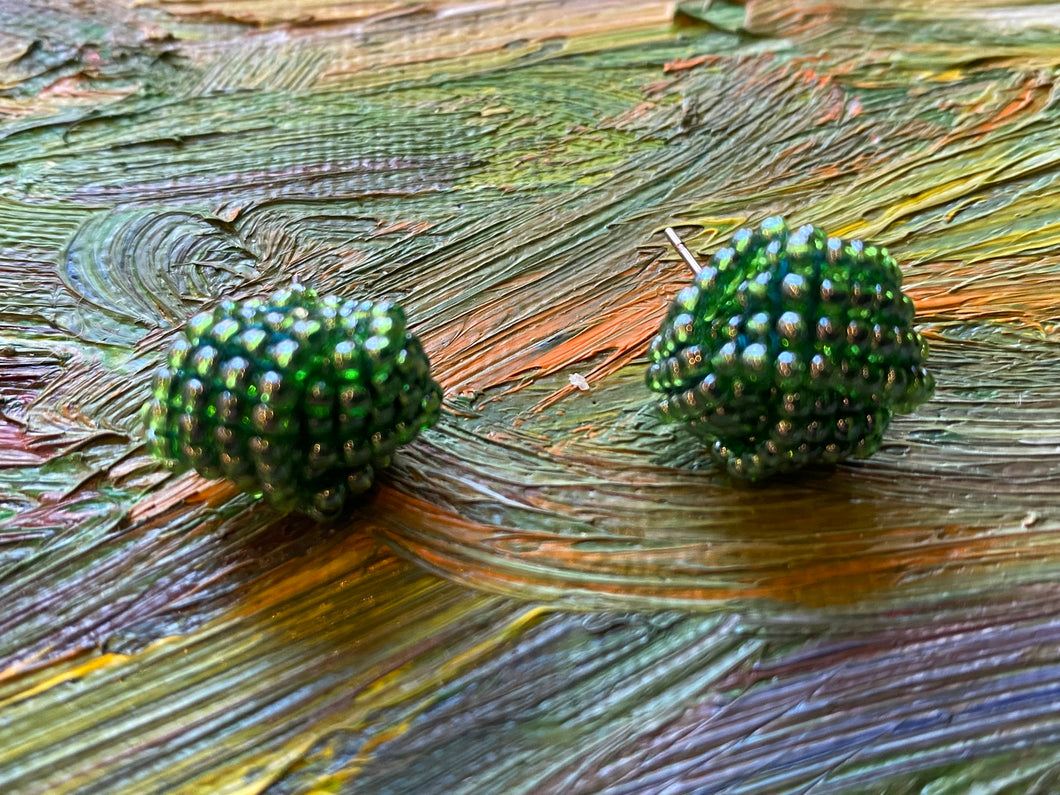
[646,217,933,480]
[142,283,443,521]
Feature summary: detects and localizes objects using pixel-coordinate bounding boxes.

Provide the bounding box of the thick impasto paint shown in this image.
[2,0,1059,792]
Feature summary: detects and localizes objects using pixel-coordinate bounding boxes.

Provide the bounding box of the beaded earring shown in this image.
[142,283,442,521]
[646,217,933,480]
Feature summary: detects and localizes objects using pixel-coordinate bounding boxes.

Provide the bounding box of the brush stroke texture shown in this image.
[1,0,1059,792]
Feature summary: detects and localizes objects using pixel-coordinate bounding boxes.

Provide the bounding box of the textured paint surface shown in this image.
[2,0,1060,792]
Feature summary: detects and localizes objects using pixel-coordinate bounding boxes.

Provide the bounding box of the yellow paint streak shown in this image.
[0,652,126,709]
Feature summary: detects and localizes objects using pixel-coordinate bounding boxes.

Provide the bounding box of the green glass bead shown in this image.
[142,283,443,519]
[647,217,933,480]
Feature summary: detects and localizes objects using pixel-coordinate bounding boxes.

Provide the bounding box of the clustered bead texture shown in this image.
[143,284,442,520]
[647,217,934,480]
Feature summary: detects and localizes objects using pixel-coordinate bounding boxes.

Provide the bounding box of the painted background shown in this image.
[2,0,1059,791]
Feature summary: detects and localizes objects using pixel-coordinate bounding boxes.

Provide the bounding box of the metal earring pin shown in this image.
[664,226,702,275]
[646,218,934,480]
[142,283,443,521]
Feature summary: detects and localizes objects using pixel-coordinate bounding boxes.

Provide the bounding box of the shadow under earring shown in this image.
[646,217,933,480]
[142,283,443,521]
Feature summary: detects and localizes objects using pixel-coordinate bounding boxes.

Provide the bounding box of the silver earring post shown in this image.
[664,227,702,275]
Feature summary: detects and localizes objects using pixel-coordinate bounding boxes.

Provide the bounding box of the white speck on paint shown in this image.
[569,373,590,391]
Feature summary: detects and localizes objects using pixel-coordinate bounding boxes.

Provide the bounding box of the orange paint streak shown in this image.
[524,300,665,411]
[906,259,1060,326]
[372,219,434,238]
[232,525,385,618]
[368,487,1016,609]
[128,470,239,523]
[937,74,1052,146]
[428,262,685,402]
[760,530,987,607]
[663,54,715,73]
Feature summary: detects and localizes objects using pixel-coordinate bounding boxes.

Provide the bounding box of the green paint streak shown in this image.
[3,3,1060,791]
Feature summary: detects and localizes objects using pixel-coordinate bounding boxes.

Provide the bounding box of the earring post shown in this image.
[664,227,702,275]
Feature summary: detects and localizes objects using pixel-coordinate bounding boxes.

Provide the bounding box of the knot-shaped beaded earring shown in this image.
[647,217,933,479]
[142,283,442,520]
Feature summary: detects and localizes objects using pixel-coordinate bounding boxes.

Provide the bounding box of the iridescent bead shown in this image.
[648,217,933,479]
[142,284,443,519]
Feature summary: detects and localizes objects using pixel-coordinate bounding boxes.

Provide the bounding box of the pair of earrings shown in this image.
[143,218,934,520]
